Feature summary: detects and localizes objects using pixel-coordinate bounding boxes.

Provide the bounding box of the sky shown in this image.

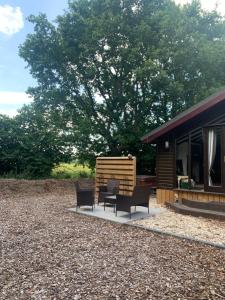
[0,0,225,116]
[0,0,68,116]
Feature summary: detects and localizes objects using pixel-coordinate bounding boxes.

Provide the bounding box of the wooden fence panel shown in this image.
[95,157,136,196]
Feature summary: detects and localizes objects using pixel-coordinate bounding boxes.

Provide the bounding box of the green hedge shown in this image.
[51,163,95,179]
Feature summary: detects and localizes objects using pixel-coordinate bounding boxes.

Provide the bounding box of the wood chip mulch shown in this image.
[134,204,225,248]
[0,179,225,300]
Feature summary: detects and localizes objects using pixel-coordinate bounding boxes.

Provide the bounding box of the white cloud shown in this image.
[0,107,18,117]
[0,91,33,116]
[174,0,225,15]
[0,5,24,35]
[0,91,32,105]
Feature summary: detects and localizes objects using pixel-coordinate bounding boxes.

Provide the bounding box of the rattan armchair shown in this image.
[75,181,95,211]
[98,179,120,204]
[116,185,152,218]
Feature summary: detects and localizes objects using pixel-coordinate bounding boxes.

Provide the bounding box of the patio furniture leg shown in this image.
[148,206,149,214]
[104,201,106,211]
[92,204,93,212]
[130,208,131,219]
[135,206,136,211]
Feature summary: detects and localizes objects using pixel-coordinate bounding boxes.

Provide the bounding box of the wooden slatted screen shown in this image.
[156,188,225,205]
[96,157,136,196]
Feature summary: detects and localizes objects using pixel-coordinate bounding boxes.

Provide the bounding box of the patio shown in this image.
[69,202,165,224]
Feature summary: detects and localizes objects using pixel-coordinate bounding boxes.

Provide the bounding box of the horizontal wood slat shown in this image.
[96,177,135,184]
[96,160,134,165]
[97,179,134,186]
[96,165,134,170]
[157,170,174,174]
[97,169,135,175]
[96,157,136,196]
[96,185,134,192]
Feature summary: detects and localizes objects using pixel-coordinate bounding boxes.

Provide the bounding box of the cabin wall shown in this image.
[154,100,225,205]
[156,138,176,190]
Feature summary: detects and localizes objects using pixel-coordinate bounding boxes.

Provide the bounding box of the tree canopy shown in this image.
[16,0,225,172]
[0,106,71,178]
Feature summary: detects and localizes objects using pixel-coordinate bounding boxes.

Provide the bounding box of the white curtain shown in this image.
[177,142,188,175]
[208,129,217,186]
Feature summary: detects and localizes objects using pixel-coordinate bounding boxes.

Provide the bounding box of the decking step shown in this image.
[168,202,225,220]
[181,199,225,213]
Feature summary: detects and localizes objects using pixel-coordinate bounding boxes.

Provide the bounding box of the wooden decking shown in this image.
[168,199,225,220]
[175,188,225,203]
[157,188,225,205]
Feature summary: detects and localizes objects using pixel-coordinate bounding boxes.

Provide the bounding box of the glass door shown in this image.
[204,126,225,193]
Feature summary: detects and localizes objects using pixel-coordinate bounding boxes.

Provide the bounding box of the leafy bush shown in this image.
[51,163,95,179]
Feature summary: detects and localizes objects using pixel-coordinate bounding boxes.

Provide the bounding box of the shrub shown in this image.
[51,163,95,179]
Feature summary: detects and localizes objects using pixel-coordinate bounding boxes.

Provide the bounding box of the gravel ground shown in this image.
[134,203,225,248]
[1,180,225,300]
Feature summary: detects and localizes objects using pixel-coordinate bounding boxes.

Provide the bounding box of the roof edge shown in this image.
[141,88,225,143]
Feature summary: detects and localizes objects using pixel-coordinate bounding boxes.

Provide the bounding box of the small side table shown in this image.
[104,195,117,213]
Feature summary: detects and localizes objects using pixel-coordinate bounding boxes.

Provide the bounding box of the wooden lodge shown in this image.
[142,89,225,205]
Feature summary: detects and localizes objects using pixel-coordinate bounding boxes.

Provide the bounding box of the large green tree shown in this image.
[19,0,225,172]
[0,114,19,174]
[0,106,71,178]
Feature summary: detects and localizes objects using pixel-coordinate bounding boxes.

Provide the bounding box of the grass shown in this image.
[51,163,95,179]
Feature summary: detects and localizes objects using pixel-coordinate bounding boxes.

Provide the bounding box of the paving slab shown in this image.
[68,204,166,224]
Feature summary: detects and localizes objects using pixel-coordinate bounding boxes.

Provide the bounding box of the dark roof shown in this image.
[141,88,225,143]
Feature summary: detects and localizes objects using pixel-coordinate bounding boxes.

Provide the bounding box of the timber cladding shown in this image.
[157,189,175,205]
[156,188,225,205]
[95,157,136,196]
[177,190,225,203]
[156,140,176,189]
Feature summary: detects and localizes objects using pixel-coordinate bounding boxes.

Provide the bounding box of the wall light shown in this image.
[165,141,169,149]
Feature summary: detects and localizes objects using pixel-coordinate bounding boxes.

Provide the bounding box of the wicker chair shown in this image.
[116,185,152,218]
[75,181,95,211]
[98,179,120,204]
